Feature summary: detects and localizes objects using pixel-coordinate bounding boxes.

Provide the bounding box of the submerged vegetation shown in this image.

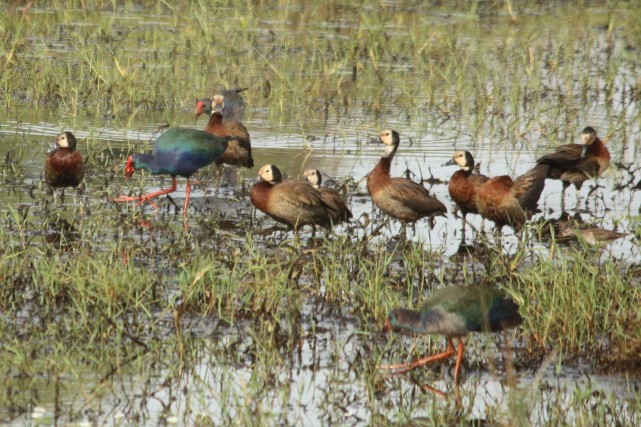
[2,0,641,143]
[1,209,641,424]
[1,0,641,425]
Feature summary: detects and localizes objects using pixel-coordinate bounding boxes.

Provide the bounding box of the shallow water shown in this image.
[3,97,640,260]
[8,311,640,426]
[2,2,641,426]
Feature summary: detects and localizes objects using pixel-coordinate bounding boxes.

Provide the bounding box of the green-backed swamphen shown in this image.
[381,285,522,396]
[114,127,228,217]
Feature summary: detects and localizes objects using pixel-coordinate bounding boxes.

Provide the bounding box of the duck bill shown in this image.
[124,156,135,179]
[442,158,456,167]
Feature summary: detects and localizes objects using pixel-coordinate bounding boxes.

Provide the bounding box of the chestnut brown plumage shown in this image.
[45,132,84,188]
[303,169,352,224]
[250,164,336,234]
[198,94,254,169]
[536,126,610,208]
[367,129,446,225]
[476,164,549,230]
[443,151,489,231]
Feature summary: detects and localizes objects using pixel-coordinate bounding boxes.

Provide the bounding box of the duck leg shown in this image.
[560,182,569,212]
[115,176,177,209]
[574,182,584,211]
[370,220,388,237]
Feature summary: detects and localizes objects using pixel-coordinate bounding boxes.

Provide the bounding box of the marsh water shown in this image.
[2,2,641,426]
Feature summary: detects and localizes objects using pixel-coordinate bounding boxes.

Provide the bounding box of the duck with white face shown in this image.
[303,169,352,225]
[250,164,337,237]
[45,131,84,189]
[536,126,610,211]
[367,129,446,231]
[197,94,253,171]
[442,150,489,240]
[194,87,247,122]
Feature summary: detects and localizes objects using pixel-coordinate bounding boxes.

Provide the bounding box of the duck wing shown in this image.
[512,164,548,210]
[388,178,447,215]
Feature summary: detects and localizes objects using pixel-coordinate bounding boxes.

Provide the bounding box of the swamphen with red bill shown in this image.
[114,127,228,217]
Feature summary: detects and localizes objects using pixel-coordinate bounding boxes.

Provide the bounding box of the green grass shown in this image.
[1,208,641,424]
[1,0,641,425]
[504,245,641,363]
[1,1,640,142]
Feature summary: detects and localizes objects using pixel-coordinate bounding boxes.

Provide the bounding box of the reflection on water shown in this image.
[2,1,641,426]
[8,314,639,426]
[2,105,639,260]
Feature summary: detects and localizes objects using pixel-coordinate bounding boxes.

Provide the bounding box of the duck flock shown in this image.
[43,88,613,396]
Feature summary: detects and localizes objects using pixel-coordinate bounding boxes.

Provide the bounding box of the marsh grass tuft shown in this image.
[1,0,641,425]
[504,245,641,364]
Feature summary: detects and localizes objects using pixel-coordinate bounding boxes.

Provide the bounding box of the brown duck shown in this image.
[367,129,446,225]
[198,94,254,169]
[443,151,489,231]
[303,169,352,224]
[45,132,84,189]
[250,164,335,233]
[476,163,549,230]
[536,126,610,208]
